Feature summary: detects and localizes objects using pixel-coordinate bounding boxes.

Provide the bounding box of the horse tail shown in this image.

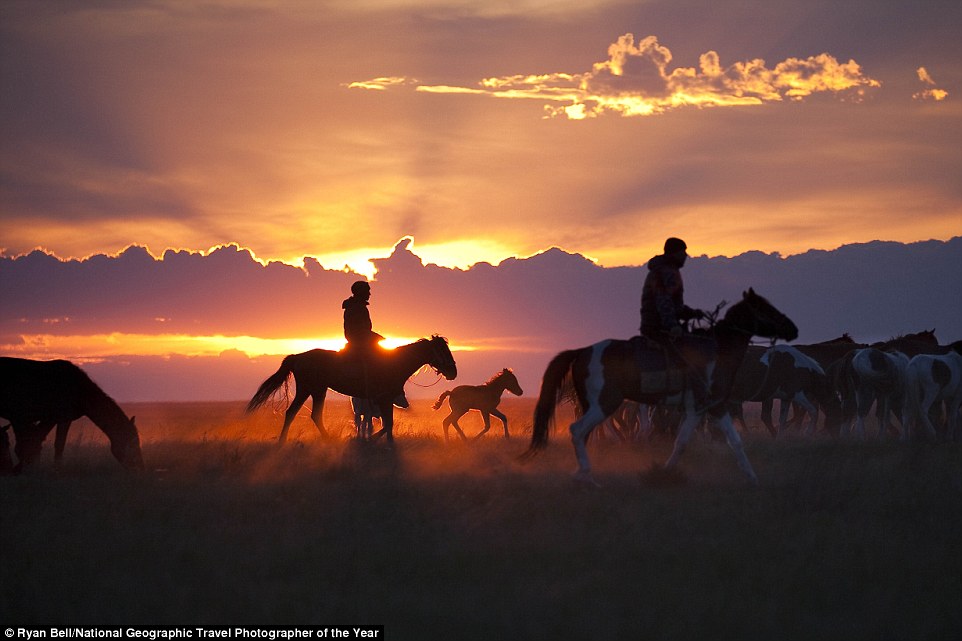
[521,349,582,460]
[246,356,294,413]
[432,390,451,411]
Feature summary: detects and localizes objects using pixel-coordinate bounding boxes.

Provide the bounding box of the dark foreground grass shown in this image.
[2,401,961,640]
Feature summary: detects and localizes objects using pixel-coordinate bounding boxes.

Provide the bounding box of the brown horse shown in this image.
[522,289,798,486]
[0,357,144,473]
[247,335,456,444]
[433,368,524,440]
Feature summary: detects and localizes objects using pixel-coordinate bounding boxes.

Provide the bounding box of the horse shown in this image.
[247,335,456,444]
[901,342,962,442]
[351,392,409,440]
[433,368,524,440]
[833,331,940,439]
[0,357,144,473]
[522,289,798,486]
[730,345,842,437]
[839,348,910,439]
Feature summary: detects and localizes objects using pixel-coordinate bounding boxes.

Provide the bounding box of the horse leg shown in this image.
[874,395,890,439]
[920,382,944,440]
[12,421,53,473]
[474,412,492,440]
[491,409,509,438]
[761,399,777,437]
[714,413,759,485]
[570,406,608,485]
[309,390,330,440]
[279,390,310,445]
[443,411,468,442]
[778,399,791,435]
[853,386,874,440]
[376,398,395,444]
[54,420,71,466]
[793,393,819,437]
[663,408,701,471]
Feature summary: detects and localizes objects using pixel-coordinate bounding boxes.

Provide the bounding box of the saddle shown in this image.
[630,335,712,407]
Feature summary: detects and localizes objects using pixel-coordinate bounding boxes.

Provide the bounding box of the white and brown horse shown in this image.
[901,341,962,442]
[730,345,842,437]
[522,289,798,486]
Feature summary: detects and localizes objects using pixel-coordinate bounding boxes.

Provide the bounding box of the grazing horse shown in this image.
[901,342,962,442]
[433,368,524,440]
[247,335,456,444]
[351,392,409,440]
[731,345,842,437]
[0,357,144,473]
[522,289,798,486]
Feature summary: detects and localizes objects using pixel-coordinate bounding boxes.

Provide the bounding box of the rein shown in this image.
[408,365,444,387]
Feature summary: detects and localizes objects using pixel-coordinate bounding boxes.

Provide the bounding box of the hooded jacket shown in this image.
[640,254,698,336]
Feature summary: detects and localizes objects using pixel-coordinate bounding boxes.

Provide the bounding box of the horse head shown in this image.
[725,288,798,342]
[501,368,524,396]
[427,335,458,380]
[109,416,145,471]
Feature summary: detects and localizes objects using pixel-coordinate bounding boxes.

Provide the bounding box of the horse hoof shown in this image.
[572,471,602,488]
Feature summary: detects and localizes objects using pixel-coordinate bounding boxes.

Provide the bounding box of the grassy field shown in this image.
[2,398,960,640]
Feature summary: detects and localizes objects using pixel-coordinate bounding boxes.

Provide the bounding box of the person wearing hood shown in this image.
[640,237,704,340]
[343,280,384,352]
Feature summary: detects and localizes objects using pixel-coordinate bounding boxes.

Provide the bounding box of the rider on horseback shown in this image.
[640,237,705,342]
[343,280,384,354]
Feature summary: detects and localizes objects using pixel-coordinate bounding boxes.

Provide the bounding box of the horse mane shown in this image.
[874,329,938,348]
[484,368,512,385]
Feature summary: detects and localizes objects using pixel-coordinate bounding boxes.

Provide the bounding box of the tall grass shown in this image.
[2,399,960,640]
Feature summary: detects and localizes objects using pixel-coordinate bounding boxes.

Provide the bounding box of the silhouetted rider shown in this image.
[640,237,705,342]
[343,280,384,354]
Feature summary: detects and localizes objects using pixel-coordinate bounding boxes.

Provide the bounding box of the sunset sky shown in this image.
[2,0,961,401]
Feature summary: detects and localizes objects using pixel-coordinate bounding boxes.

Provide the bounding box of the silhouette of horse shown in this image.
[0,357,144,473]
[835,331,940,439]
[522,289,798,486]
[730,345,842,437]
[351,392,409,440]
[901,341,962,442]
[432,368,524,440]
[247,335,456,444]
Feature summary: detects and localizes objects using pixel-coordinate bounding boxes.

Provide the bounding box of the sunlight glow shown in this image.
[2,332,475,361]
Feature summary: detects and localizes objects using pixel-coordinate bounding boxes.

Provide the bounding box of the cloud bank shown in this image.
[3,237,960,401]
[352,33,883,119]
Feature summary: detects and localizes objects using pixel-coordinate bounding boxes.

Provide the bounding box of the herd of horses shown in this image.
[1,288,960,484]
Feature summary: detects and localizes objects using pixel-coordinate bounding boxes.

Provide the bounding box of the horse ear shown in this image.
[130,416,137,425]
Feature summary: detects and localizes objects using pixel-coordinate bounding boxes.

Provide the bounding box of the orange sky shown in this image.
[2,1,959,274]
[1,1,960,400]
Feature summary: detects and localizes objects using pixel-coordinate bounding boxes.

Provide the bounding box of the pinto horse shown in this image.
[901,342,962,442]
[0,357,144,473]
[247,335,456,444]
[833,331,939,439]
[522,289,798,486]
[730,345,842,437]
[433,368,524,440]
